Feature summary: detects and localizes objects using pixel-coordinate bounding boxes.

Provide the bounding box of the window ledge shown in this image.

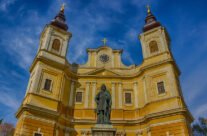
[158,92,167,96]
[75,102,83,105]
[42,89,52,94]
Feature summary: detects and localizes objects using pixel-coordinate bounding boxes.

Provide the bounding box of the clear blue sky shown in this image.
[0,0,206,124]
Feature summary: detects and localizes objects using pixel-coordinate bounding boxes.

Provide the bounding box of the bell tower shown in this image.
[139,8,171,59]
[37,4,72,62]
[14,5,73,136]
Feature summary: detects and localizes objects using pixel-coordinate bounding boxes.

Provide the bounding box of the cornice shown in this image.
[15,104,60,119]
[68,107,192,125]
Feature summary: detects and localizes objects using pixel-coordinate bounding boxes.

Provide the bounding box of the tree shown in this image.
[0,119,2,125]
[0,122,15,136]
[193,117,207,136]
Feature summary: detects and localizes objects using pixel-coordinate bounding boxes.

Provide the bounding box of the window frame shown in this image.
[75,88,84,104]
[51,39,61,52]
[75,91,83,103]
[149,40,159,54]
[124,90,133,106]
[156,81,166,95]
[42,78,53,93]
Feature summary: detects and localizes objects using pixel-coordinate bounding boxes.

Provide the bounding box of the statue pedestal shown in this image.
[91,124,117,136]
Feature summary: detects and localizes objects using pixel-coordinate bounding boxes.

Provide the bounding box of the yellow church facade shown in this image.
[14,6,194,136]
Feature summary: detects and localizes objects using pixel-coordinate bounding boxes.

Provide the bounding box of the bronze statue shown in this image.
[95,84,112,124]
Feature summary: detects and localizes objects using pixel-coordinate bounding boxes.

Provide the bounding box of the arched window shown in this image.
[52,39,60,52]
[149,41,158,53]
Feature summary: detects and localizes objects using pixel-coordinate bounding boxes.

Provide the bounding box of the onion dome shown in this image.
[142,8,161,32]
[50,4,68,31]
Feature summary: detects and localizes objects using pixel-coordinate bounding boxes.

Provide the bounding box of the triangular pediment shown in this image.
[83,68,121,76]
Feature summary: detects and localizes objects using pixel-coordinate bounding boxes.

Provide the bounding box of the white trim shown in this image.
[91,82,96,108]
[94,54,97,67]
[143,78,148,103]
[69,81,74,107]
[18,114,55,124]
[84,82,90,108]
[118,54,121,67]
[112,54,114,68]
[118,83,123,108]
[88,52,91,67]
[112,83,116,109]
[134,82,138,108]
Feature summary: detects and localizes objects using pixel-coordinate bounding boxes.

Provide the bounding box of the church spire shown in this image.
[50,3,68,31]
[142,6,161,32]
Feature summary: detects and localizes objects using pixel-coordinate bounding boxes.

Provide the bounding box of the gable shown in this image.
[83,68,121,76]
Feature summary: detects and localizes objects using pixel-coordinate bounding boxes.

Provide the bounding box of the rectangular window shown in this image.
[157,81,165,94]
[34,133,42,136]
[125,92,132,104]
[76,92,83,102]
[44,79,52,91]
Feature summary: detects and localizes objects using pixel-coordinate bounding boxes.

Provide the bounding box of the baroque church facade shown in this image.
[14,5,193,136]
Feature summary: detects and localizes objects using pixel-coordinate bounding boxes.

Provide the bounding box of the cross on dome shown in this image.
[101,38,108,46]
[145,5,151,13]
[61,3,66,12]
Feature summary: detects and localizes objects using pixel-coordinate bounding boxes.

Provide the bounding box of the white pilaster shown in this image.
[118,82,123,108]
[42,27,53,50]
[143,77,148,104]
[147,128,151,136]
[69,81,74,107]
[112,82,116,109]
[118,54,121,67]
[30,64,42,93]
[92,82,96,108]
[134,82,138,108]
[25,78,32,97]
[84,82,90,108]
[88,52,91,67]
[56,127,59,136]
[94,54,97,67]
[112,54,114,68]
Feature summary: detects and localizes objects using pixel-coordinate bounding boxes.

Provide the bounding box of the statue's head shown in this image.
[101,84,106,91]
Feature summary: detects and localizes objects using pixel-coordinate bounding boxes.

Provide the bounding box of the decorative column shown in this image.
[111,82,116,109]
[30,65,42,93]
[92,82,96,108]
[118,54,121,67]
[42,27,52,49]
[88,52,91,67]
[134,82,138,108]
[143,77,148,104]
[69,81,74,107]
[112,54,114,68]
[118,82,123,108]
[84,82,90,108]
[56,126,59,136]
[94,53,97,67]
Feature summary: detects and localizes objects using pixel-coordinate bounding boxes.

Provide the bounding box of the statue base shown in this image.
[91,124,117,136]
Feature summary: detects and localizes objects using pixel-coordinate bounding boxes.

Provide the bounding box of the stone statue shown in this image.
[95,84,112,124]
